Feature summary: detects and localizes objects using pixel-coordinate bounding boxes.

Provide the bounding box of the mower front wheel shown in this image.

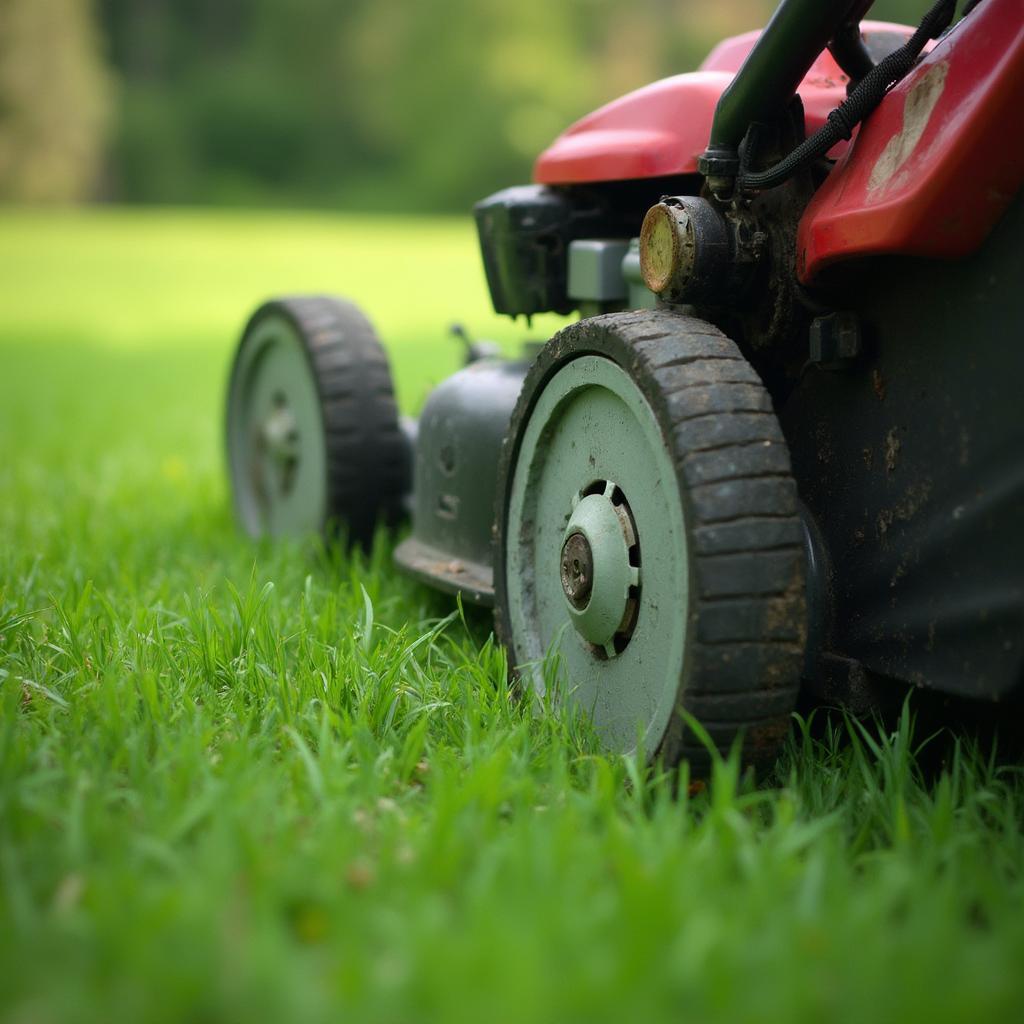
[226,295,408,547]
[494,310,806,769]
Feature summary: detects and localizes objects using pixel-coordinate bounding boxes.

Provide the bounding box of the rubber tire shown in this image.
[494,309,806,771]
[228,295,409,549]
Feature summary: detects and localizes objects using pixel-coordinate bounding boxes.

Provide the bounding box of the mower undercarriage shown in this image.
[787,190,1024,706]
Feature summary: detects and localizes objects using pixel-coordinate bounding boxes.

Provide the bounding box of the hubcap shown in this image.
[559,481,640,658]
[227,314,328,536]
[256,394,301,497]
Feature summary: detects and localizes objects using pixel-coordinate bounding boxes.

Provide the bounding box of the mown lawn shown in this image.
[1,207,1022,1024]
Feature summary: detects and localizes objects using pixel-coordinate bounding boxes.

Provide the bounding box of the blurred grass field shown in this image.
[1,207,1023,1024]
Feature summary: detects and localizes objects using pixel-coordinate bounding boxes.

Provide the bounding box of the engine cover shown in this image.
[533,22,913,186]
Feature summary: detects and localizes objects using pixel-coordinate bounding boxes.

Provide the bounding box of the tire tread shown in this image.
[495,309,804,775]
[250,295,408,548]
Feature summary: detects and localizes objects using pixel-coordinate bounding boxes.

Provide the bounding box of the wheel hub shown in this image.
[257,394,300,496]
[227,309,331,537]
[560,531,594,609]
[560,480,640,659]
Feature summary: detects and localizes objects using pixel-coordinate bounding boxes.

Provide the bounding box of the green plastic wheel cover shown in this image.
[505,354,691,755]
[561,485,638,652]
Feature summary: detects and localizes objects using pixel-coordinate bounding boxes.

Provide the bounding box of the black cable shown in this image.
[736,0,959,193]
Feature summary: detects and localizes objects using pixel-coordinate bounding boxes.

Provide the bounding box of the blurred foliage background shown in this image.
[2,0,925,212]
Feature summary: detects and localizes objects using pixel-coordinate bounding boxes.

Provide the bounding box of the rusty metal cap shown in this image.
[639,196,730,304]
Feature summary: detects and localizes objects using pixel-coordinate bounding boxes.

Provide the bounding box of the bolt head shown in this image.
[560,532,594,610]
[809,312,862,368]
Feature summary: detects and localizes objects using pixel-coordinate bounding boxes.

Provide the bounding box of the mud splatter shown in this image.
[868,61,949,194]
[884,427,901,473]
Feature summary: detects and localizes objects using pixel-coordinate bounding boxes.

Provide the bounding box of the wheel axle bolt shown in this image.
[560,532,594,610]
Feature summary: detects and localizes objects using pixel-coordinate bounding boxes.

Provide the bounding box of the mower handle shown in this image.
[699,0,873,195]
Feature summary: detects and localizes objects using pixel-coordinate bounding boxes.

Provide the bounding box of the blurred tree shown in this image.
[1,0,938,209]
[0,0,112,201]
[92,0,741,211]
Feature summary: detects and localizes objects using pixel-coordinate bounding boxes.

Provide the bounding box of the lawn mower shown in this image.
[225,0,1024,768]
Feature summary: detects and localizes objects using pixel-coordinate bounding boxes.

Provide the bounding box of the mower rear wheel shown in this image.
[226,296,408,547]
[494,310,806,770]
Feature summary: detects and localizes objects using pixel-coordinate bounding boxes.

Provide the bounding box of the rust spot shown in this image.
[876,479,933,538]
[871,369,887,402]
[884,427,901,473]
[868,61,949,194]
[894,480,932,523]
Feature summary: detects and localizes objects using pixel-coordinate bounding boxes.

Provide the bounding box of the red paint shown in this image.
[533,22,912,185]
[533,71,730,183]
[798,0,1024,283]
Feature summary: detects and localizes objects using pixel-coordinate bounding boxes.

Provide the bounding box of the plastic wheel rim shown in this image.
[505,354,690,755]
[227,313,328,536]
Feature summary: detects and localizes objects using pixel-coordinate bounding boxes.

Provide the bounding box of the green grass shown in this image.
[1,206,1023,1024]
